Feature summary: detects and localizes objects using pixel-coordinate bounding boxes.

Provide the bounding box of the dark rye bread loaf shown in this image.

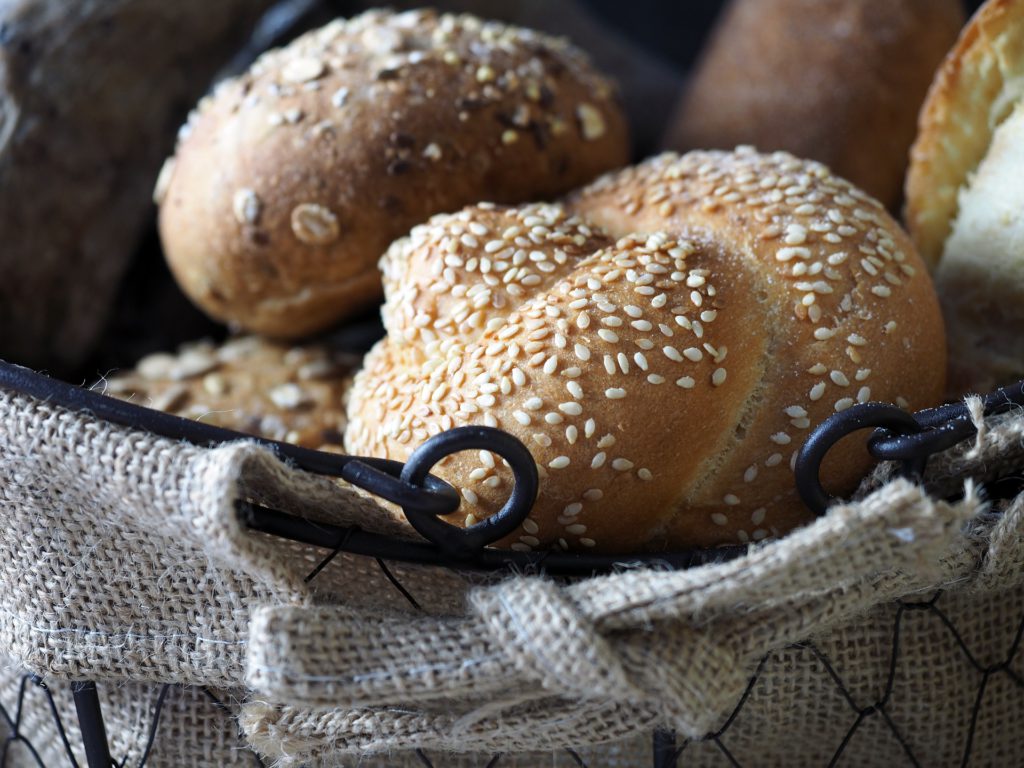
[0,0,276,372]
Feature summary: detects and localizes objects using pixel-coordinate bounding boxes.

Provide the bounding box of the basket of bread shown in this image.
[0,0,1022,765]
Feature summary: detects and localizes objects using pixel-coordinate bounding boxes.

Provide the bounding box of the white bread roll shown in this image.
[906,0,1024,393]
[347,148,946,552]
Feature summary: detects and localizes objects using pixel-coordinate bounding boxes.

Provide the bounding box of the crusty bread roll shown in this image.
[664,0,965,212]
[158,8,629,339]
[100,336,357,450]
[345,148,946,552]
[906,0,1024,393]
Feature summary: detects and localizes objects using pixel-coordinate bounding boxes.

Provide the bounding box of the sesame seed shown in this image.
[523,519,540,535]
[814,327,836,340]
[744,465,758,483]
[549,456,571,469]
[580,538,597,548]
[566,425,578,444]
[631,320,653,331]
[512,411,531,426]
[676,376,695,389]
[524,397,543,411]
[634,352,649,370]
[724,494,740,506]
[574,343,591,362]
[603,355,616,375]
[770,432,792,445]
[785,405,808,418]
[871,285,892,298]
[857,386,871,403]
[545,412,563,424]
[809,382,826,401]
[712,368,727,386]
[559,402,583,416]
[683,347,703,362]
[612,458,634,471]
[711,513,728,526]
[566,381,584,399]
[598,329,619,343]
[777,246,811,262]
[582,489,602,501]
[591,452,607,468]
[830,371,850,387]
[463,488,479,504]
[566,523,587,535]
[605,388,626,400]
[647,374,666,384]
[663,345,683,363]
[784,224,808,245]
[765,453,783,467]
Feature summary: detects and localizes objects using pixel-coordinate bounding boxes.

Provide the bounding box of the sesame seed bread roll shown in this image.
[157,9,628,339]
[906,0,1024,393]
[102,336,357,451]
[346,149,946,552]
[664,0,964,212]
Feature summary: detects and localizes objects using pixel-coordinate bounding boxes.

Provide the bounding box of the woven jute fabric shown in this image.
[0,386,1022,766]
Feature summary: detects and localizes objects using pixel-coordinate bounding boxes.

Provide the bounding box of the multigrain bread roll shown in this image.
[664,0,965,211]
[100,336,357,450]
[346,148,946,552]
[906,0,1024,393]
[158,8,629,339]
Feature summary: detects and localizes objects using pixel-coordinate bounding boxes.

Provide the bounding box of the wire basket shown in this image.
[0,362,1022,766]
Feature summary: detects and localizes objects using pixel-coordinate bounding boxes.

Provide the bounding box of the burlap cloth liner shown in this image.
[0,386,1022,765]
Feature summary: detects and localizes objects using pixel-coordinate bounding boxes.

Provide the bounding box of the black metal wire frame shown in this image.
[2,360,1024,766]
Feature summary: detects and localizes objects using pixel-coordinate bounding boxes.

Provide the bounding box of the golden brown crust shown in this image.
[158,9,629,337]
[345,149,946,552]
[100,336,357,450]
[906,0,1024,268]
[665,0,964,212]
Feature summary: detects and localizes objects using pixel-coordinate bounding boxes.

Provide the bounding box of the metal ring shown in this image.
[399,426,539,558]
[340,458,460,517]
[795,403,923,516]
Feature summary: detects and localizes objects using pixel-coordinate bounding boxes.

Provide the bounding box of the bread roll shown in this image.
[345,148,946,552]
[101,336,356,450]
[664,0,965,211]
[0,0,276,372]
[158,9,629,339]
[905,0,1024,393]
